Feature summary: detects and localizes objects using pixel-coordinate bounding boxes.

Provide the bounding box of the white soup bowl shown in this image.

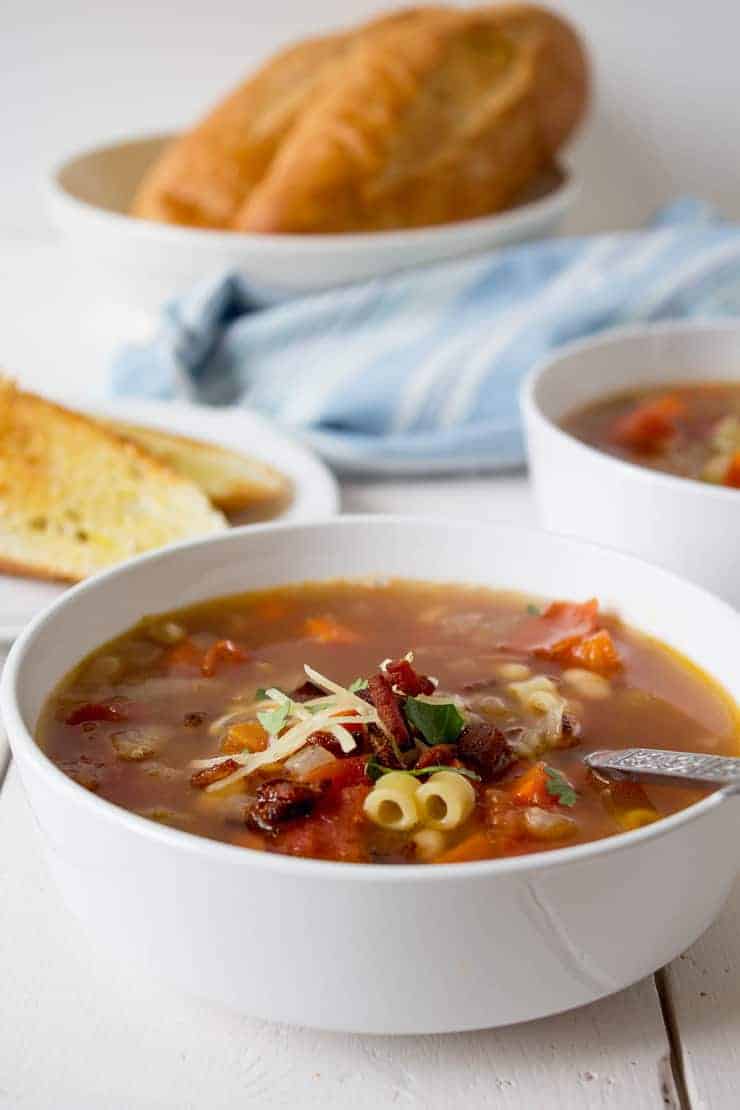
[522,321,740,608]
[2,517,740,1033]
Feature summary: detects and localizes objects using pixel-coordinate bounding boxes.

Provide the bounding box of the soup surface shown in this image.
[563,381,740,486]
[38,580,739,865]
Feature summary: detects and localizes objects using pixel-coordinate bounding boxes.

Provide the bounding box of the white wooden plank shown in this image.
[0,765,677,1110]
[662,877,740,1109]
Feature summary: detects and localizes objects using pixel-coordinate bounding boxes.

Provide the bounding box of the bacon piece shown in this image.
[384,658,435,696]
[501,599,599,656]
[65,702,127,726]
[201,639,249,677]
[306,730,345,758]
[457,723,514,782]
[245,779,322,834]
[366,674,410,748]
[290,680,324,703]
[415,744,459,770]
[190,758,240,789]
[611,394,685,452]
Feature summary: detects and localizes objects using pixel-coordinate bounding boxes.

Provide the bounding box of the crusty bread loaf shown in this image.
[108,420,291,513]
[238,9,543,233]
[130,8,444,229]
[131,4,588,236]
[0,383,227,583]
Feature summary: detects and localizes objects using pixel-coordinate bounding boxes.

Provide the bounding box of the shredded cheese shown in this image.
[191,663,384,792]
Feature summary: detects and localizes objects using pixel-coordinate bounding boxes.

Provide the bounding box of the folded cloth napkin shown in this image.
[112,199,740,475]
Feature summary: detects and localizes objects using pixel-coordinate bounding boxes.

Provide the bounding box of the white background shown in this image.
[3,0,740,240]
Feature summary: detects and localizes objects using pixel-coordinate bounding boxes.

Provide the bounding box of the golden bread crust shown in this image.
[131,4,588,234]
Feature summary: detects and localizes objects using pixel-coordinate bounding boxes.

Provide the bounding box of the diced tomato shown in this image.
[276,782,370,862]
[562,628,622,673]
[510,763,556,808]
[65,702,127,726]
[610,394,685,452]
[384,658,435,696]
[201,639,249,678]
[306,754,369,793]
[502,599,598,655]
[162,638,203,674]
[303,617,359,644]
[221,721,268,754]
[723,452,740,488]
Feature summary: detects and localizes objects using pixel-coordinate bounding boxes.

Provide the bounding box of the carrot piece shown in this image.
[221,721,268,754]
[611,394,685,451]
[563,628,621,673]
[303,617,359,644]
[163,638,203,674]
[723,452,740,488]
[201,639,249,677]
[254,599,288,622]
[436,832,491,864]
[510,763,556,808]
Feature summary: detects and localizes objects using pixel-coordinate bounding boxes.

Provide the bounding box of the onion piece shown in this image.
[284,745,337,778]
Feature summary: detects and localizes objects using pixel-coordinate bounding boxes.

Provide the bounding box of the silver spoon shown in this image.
[584,748,740,793]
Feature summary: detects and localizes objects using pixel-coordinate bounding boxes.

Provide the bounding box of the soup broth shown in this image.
[563,381,740,486]
[37,580,740,865]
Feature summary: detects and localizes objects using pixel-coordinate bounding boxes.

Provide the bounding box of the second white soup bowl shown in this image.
[3,517,740,1033]
[521,321,740,607]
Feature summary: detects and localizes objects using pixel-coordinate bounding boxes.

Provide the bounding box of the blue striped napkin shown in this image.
[112,199,740,475]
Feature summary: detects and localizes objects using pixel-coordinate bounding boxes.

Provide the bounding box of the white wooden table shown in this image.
[0,242,737,1108]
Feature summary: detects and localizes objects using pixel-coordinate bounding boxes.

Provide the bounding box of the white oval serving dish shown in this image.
[3,516,739,1033]
[47,133,577,311]
[521,320,740,608]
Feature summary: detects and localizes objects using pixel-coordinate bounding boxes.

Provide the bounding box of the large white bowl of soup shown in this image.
[2,516,740,1033]
[47,134,577,311]
[521,321,740,608]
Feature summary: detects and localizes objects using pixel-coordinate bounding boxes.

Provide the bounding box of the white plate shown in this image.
[0,395,338,642]
[48,133,577,311]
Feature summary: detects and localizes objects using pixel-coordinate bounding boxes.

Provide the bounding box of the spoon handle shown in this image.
[584,748,740,792]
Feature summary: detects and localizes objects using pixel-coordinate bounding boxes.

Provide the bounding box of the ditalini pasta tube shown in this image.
[416,771,476,831]
[363,772,421,831]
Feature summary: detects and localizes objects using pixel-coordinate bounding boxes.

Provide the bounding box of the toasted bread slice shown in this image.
[108,420,291,514]
[0,383,227,583]
[130,8,450,230]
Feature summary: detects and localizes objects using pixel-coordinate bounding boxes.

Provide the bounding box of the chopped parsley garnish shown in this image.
[527,604,541,616]
[348,677,368,693]
[257,700,291,737]
[544,766,578,807]
[255,687,268,701]
[404,697,464,745]
[365,756,480,784]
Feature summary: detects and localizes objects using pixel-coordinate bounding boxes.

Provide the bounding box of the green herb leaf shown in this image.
[348,677,368,693]
[404,697,464,745]
[365,755,385,782]
[527,604,541,616]
[544,766,578,807]
[255,687,268,701]
[364,756,480,784]
[258,701,291,737]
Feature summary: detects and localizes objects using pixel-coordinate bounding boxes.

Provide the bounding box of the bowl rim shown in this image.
[2,513,735,883]
[521,317,740,505]
[47,131,579,253]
